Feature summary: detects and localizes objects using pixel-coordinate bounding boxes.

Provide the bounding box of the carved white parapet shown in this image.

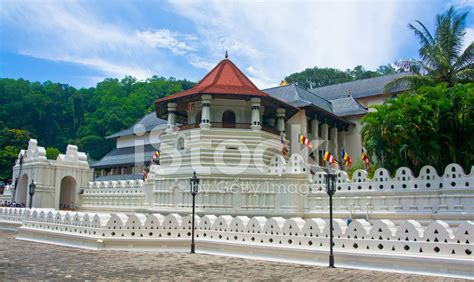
[4,208,472,278]
[56,144,88,165]
[22,139,47,162]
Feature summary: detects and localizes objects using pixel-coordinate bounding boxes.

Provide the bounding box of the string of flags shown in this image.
[298,133,312,149]
[151,150,160,165]
[341,147,352,168]
[361,147,370,170]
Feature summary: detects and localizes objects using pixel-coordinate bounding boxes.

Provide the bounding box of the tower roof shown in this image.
[155,58,268,104]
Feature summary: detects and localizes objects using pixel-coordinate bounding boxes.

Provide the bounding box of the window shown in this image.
[318,124,322,138]
[177,137,185,150]
[222,110,236,128]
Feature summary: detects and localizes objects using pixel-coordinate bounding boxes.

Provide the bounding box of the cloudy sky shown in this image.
[0,0,472,89]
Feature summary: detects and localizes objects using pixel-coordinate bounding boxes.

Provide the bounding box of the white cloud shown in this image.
[462,27,474,52]
[137,29,195,55]
[448,0,474,9]
[0,0,204,82]
[168,0,428,88]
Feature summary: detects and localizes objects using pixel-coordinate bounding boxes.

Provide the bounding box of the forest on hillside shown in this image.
[0,76,194,180]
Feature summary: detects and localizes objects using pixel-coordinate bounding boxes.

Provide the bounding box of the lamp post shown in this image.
[190,171,199,253]
[28,179,36,209]
[325,167,337,268]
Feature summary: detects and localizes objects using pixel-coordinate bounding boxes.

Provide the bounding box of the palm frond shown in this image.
[454,42,474,70]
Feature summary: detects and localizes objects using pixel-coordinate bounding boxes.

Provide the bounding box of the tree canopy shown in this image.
[361,83,473,175]
[285,64,399,89]
[0,76,194,181]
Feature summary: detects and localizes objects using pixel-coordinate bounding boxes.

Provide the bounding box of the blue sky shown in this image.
[0,0,472,89]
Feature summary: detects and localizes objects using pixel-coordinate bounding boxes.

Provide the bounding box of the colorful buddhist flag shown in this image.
[151,150,160,165]
[361,147,370,170]
[298,133,312,149]
[341,147,352,168]
[323,151,337,164]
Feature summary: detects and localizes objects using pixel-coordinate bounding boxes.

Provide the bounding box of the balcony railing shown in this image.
[178,123,280,135]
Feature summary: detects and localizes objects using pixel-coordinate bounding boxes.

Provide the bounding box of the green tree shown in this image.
[348,65,380,80]
[361,83,473,175]
[285,64,397,89]
[285,67,353,89]
[376,64,398,75]
[0,127,32,181]
[386,7,474,91]
[45,147,61,160]
[0,76,195,176]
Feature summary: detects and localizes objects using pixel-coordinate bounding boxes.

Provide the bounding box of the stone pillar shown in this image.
[322,122,329,153]
[332,125,339,160]
[311,116,319,163]
[166,102,177,133]
[200,94,212,129]
[250,97,261,130]
[311,118,318,139]
[276,108,286,134]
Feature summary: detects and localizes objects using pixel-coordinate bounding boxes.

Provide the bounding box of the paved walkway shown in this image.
[0,231,465,281]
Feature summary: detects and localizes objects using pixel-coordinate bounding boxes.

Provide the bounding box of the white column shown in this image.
[322,122,329,153]
[311,116,319,163]
[250,97,261,130]
[200,94,212,129]
[166,102,177,133]
[341,128,346,156]
[276,108,286,135]
[311,118,318,139]
[332,125,339,160]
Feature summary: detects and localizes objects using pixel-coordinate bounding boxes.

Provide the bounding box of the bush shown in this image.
[46,147,60,160]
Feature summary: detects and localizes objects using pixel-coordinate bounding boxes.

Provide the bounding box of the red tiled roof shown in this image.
[155,58,268,104]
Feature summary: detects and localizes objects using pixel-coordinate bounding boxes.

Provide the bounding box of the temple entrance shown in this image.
[222,110,236,128]
[17,174,28,206]
[59,176,76,210]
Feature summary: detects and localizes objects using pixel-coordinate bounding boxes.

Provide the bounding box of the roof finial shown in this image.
[225,50,228,59]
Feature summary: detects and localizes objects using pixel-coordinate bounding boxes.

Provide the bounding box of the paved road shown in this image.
[0,230,465,281]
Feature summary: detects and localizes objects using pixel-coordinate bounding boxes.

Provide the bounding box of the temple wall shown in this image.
[76,160,474,224]
[1,208,472,278]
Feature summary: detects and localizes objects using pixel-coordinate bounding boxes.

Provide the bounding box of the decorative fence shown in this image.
[309,164,473,218]
[1,207,472,278]
[77,163,474,222]
[79,180,144,210]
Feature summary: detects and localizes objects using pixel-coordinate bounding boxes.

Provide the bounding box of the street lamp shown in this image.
[190,171,199,253]
[28,179,36,209]
[325,167,337,268]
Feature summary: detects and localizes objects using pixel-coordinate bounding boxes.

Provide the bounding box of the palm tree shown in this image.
[386,7,473,91]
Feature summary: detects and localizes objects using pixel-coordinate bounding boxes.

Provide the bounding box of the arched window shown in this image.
[177,137,185,150]
[222,110,236,128]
